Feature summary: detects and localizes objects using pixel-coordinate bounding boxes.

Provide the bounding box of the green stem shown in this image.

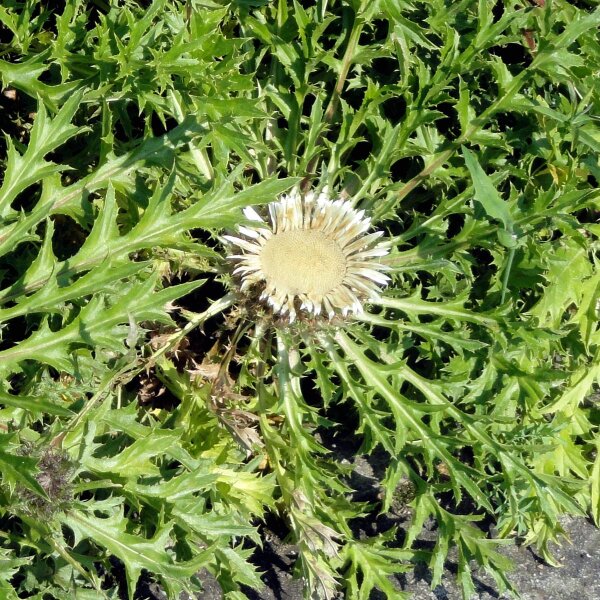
[500,247,515,304]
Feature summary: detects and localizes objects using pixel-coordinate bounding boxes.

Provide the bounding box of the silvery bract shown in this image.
[225,189,390,322]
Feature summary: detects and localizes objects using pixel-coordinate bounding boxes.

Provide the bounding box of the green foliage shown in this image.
[0,0,598,599]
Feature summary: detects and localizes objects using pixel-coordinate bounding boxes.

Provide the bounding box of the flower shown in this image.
[224,189,390,322]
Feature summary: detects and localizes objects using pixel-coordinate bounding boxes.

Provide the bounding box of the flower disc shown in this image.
[259,230,346,297]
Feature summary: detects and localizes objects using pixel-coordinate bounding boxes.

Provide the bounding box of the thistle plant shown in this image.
[0,1,599,600]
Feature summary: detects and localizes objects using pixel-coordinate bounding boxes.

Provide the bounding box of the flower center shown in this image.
[259,230,347,297]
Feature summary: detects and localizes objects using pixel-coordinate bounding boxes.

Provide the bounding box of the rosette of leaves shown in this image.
[0,1,598,600]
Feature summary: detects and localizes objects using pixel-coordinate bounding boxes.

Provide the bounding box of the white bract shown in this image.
[225,189,390,322]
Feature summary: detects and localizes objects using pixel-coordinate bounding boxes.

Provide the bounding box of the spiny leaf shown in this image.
[0,53,80,110]
[83,429,181,477]
[530,240,594,329]
[0,91,86,220]
[343,540,412,600]
[462,145,513,234]
[172,503,260,542]
[0,116,208,261]
[0,276,204,374]
[0,260,147,323]
[0,390,74,417]
[66,510,212,600]
[376,292,500,327]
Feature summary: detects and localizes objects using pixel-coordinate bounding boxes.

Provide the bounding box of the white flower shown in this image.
[224,189,390,322]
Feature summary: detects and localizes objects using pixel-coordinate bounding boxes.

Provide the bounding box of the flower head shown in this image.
[225,189,390,322]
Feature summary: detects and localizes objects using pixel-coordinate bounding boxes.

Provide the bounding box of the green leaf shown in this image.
[530,240,593,328]
[462,146,512,232]
[0,276,205,375]
[83,429,181,477]
[172,503,259,542]
[190,176,301,226]
[67,510,212,599]
[0,390,74,416]
[343,540,412,599]
[0,53,80,110]
[126,464,219,500]
[0,436,47,498]
[0,91,86,220]
[0,260,147,323]
[0,548,29,600]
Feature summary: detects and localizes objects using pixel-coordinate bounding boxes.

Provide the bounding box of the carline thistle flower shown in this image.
[224,189,391,323]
